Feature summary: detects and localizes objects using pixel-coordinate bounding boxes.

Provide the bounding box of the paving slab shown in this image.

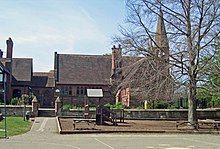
[1,117,220,149]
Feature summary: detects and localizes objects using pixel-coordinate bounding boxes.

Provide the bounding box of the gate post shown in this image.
[55,97,62,116]
[32,96,39,117]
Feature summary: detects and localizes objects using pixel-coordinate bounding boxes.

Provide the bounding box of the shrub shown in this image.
[62,104,73,111]
[104,103,111,108]
[104,102,126,109]
[154,100,169,109]
[16,98,25,105]
[113,102,125,109]
[0,98,3,104]
[0,99,4,105]
[11,98,19,105]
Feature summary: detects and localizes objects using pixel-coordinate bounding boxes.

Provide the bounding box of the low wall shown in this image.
[3,106,217,119]
[62,108,220,120]
[124,109,220,120]
[62,109,96,118]
[0,105,32,116]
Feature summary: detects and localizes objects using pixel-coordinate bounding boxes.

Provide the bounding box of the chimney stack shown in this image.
[5,37,13,103]
[6,37,13,59]
[110,45,122,85]
[0,49,3,58]
[111,45,122,71]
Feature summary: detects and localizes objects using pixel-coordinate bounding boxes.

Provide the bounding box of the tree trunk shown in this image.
[185,0,198,129]
[188,77,198,128]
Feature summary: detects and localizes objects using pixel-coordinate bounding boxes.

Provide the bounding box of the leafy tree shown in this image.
[197,44,220,107]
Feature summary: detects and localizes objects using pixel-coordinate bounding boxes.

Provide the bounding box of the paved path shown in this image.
[1,117,220,149]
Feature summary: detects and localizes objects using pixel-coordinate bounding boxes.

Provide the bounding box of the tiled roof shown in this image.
[32,72,55,87]
[0,58,33,82]
[12,58,32,82]
[56,54,112,85]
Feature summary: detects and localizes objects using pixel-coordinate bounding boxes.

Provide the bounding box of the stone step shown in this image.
[38,108,55,117]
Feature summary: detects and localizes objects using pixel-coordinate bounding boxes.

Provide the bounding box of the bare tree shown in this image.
[114,0,220,128]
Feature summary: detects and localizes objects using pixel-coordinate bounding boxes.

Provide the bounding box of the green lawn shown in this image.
[0,117,32,138]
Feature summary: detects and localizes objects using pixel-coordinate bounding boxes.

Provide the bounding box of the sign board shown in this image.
[87,89,103,98]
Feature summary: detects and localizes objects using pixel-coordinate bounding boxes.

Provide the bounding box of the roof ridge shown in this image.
[0,57,33,60]
[58,53,111,57]
[12,57,33,60]
[34,72,51,73]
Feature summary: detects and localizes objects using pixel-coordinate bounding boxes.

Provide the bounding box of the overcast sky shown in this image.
[0,0,125,71]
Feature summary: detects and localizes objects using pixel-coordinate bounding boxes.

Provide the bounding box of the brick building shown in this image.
[54,53,113,106]
[0,38,55,107]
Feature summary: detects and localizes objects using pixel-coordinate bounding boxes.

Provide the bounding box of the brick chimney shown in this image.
[54,52,59,82]
[5,37,13,103]
[110,45,122,84]
[0,49,3,58]
[111,44,122,71]
[6,37,13,59]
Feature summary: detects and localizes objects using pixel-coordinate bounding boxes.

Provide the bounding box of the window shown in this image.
[84,87,87,95]
[80,87,84,95]
[60,87,64,95]
[76,86,103,96]
[76,87,80,95]
[76,87,85,96]
[63,86,69,95]
[60,86,72,96]
[0,71,3,82]
[69,86,72,95]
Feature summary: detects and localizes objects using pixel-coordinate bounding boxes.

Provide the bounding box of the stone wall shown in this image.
[62,108,220,120]
[1,105,219,120]
[0,105,32,116]
[123,109,220,120]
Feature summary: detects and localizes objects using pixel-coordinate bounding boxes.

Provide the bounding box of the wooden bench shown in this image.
[73,118,96,129]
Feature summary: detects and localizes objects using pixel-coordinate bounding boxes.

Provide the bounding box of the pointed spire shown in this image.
[155,8,169,48]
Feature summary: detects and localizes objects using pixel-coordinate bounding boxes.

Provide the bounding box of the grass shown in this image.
[0,117,32,138]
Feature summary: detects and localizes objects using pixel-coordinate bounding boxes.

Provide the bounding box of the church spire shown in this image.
[155,8,169,49]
